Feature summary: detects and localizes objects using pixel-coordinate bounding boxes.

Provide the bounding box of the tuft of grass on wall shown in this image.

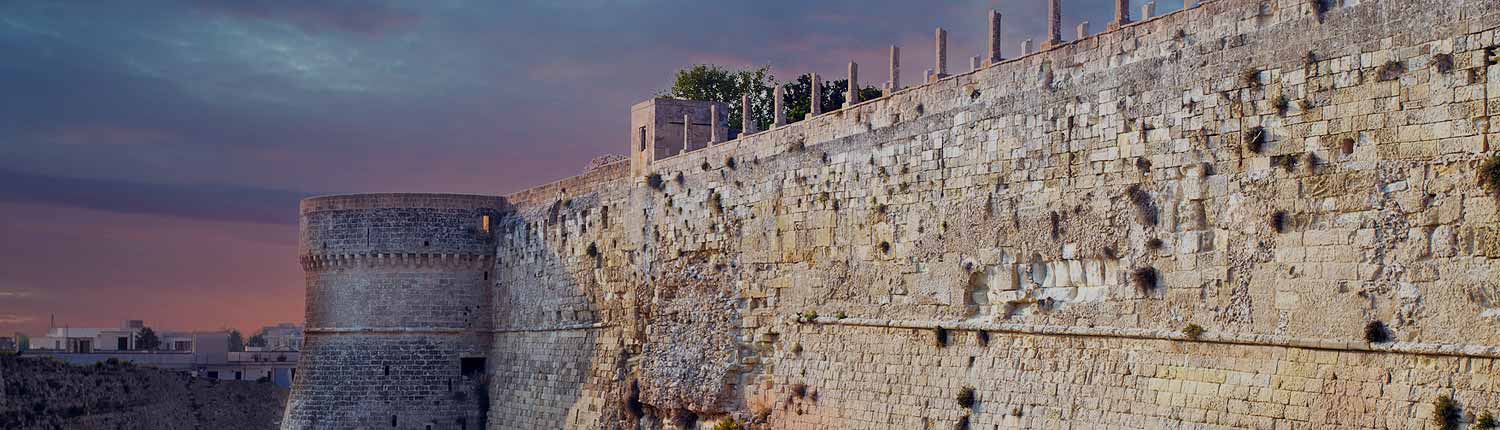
[955,386,976,409]
[1478,411,1497,428]
[1146,237,1164,250]
[1241,69,1261,87]
[1243,127,1266,154]
[1434,395,1461,430]
[1131,267,1159,293]
[1479,156,1500,196]
[1269,210,1289,233]
[1049,211,1062,239]
[646,173,665,191]
[1376,60,1406,82]
[1127,185,1159,226]
[791,383,808,399]
[709,192,724,214]
[799,311,819,322]
[1182,324,1205,340]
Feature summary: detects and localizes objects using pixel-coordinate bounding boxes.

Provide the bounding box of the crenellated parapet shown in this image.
[298,252,495,271]
[283,193,504,430]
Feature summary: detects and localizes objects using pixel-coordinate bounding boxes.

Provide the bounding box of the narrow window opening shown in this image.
[638,126,647,152]
[391,415,397,427]
[423,240,430,247]
[480,215,491,234]
[483,272,489,281]
[383,365,390,376]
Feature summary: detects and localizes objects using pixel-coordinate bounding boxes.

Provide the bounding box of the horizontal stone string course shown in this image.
[807,318,1500,360]
[491,323,613,334]
[303,327,469,334]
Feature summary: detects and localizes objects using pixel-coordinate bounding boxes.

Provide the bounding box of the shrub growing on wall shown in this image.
[1480,156,1500,196]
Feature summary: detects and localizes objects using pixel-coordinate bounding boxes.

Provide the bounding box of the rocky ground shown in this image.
[0,354,286,430]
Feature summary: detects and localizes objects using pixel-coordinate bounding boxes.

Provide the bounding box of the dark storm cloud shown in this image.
[0,169,310,225]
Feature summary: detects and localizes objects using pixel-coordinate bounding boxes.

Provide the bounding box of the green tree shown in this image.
[228,329,245,352]
[247,330,267,348]
[136,327,161,351]
[662,64,775,133]
[664,65,882,134]
[780,74,882,124]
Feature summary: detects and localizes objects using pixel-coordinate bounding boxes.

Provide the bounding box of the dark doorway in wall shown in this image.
[461,357,485,377]
[117,337,128,350]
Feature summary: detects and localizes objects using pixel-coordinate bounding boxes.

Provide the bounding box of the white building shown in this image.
[25,329,300,388]
[33,323,140,352]
[257,323,303,351]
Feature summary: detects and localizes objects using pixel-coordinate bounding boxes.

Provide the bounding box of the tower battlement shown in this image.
[284,193,502,430]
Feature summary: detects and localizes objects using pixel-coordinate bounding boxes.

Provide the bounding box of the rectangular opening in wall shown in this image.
[234,371,242,380]
[638,126,647,152]
[480,215,491,234]
[460,357,485,377]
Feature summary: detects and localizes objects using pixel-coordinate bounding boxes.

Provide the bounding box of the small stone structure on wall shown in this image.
[284,0,1500,428]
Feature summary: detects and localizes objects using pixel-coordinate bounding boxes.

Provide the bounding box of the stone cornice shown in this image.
[807,317,1500,360]
[299,253,495,271]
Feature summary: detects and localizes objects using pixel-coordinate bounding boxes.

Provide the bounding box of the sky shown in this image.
[0,0,1161,336]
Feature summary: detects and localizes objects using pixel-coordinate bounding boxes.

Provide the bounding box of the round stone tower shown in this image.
[283,193,503,430]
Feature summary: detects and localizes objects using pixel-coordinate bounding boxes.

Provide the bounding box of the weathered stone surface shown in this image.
[285,194,499,430]
[287,0,1500,428]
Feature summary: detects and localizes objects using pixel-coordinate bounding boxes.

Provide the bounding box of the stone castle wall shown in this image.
[483,0,1500,428]
[284,194,501,430]
[279,0,1500,428]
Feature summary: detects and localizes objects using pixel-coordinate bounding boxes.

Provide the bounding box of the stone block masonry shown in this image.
[285,0,1500,428]
[284,194,501,430]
